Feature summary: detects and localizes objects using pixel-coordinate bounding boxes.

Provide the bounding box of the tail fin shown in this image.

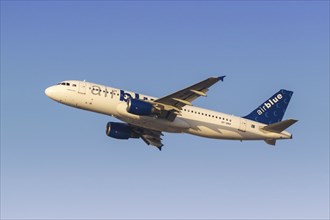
[243,89,293,125]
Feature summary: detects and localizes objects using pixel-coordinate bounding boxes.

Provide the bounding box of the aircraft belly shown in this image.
[120,117,190,133]
[188,127,239,139]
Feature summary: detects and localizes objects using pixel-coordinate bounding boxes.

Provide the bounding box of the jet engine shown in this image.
[126,98,156,116]
[106,122,139,139]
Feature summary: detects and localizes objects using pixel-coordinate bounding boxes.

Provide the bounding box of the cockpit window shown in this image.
[57,82,70,86]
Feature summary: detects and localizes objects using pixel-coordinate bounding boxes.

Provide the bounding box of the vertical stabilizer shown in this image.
[243,89,293,125]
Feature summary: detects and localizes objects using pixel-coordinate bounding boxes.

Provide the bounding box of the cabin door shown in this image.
[78,81,86,94]
[239,119,247,132]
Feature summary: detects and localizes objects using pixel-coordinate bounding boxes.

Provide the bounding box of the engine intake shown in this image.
[126,98,155,116]
[106,122,139,139]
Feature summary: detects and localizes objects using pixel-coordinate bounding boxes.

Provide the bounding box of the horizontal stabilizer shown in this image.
[264,139,276,146]
[262,119,298,133]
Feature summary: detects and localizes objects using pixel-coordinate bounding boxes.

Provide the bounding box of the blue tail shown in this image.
[243,89,294,125]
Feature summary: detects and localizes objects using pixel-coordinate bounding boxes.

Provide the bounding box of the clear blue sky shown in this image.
[1,1,329,219]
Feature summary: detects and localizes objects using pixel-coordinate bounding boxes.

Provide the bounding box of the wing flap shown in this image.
[130,125,164,150]
[172,98,193,106]
[190,89,207,96]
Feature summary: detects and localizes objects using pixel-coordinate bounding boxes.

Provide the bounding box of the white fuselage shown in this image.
[45,80,292,141]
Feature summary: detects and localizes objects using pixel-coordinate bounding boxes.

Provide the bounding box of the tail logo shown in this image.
[257,93,282,115]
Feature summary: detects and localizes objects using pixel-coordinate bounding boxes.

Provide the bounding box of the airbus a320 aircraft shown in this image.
[45,76,297,150]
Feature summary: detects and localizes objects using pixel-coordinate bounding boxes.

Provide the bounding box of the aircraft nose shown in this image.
[45,87,53,97]
[45,86,57,99]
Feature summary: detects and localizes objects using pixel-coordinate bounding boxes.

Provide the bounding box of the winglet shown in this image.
[219,75,226,81]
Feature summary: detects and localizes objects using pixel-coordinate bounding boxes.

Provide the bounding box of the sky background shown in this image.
[1,1,329,219]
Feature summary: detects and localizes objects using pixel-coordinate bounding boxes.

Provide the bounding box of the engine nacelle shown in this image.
[126,98,155,116]
[106,122,139,139]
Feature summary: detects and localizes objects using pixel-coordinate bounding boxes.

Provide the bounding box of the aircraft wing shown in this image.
[153,76,225,121]
[130,125,164,150]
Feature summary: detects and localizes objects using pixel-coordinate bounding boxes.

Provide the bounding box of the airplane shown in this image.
[45,76,297,151]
